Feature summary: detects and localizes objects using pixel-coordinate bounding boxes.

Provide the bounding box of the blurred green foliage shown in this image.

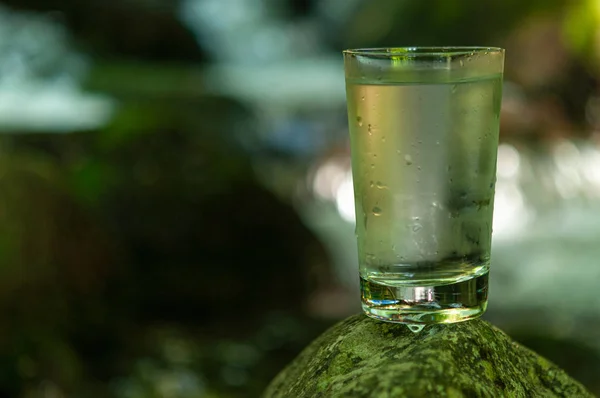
[0,85,332,396]
[563,0,600,69]
[342,0,567,48]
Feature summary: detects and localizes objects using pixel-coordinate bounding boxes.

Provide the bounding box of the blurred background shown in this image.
[0,0,599,396]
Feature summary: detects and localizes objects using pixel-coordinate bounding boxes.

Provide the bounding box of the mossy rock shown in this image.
[265,315,592,397]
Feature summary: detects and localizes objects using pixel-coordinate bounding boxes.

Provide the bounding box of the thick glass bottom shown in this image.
[360,271,488,324]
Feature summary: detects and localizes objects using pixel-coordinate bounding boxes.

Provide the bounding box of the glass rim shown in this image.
[343,47,504,57]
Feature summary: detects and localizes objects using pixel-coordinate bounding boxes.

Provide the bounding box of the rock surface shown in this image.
[264,315,592,397]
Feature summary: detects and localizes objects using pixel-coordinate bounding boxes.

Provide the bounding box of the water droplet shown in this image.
[370,163,375,169]
[459,60,464,67]
[356,116,363,127]
[436,140,440,145]
[412,224,422,232]
[417,166,422,171]
[375,181,387,189]
[396,149,401,155]
[451,85,457,93]
[407,324,425,334]
[361,96,365,101]
[412,216,420,221]
[368,124,372,136]
[382,136,386,143]
[404,155,413,165]
[372,206,382,216]
[369,180,374,188]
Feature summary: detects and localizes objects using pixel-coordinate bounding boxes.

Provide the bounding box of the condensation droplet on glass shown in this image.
[412,224,422,232]
[459,60,464,67]
[361,96,365,101]
[375,181,387,189]
[369,180,374,188]
[396,149,401,155]
[417,166,422,171]
[451,85,457,93]
[404,154,413,165]
[372,206,382,216]
[382,136,386,143]
[357,116,363,127]
[370,163,375,169]
[368,124,372,136]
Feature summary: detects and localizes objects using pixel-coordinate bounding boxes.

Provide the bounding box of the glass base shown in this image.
[360,271,489,324]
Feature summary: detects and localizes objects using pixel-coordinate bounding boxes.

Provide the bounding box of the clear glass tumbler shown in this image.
[343,47,504,325]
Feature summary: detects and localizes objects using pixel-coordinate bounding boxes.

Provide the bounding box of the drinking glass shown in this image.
[343,47,504,325]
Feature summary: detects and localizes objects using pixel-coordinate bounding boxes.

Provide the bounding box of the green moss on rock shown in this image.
[264,315,592,397]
